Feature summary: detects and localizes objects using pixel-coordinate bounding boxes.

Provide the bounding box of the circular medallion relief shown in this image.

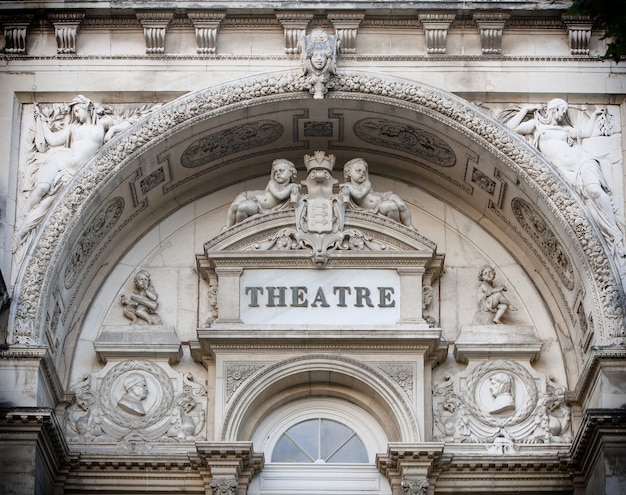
[465,361,538,428]
[99,360,174,429]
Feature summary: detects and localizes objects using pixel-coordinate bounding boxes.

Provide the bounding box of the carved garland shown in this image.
[11,71,625,346]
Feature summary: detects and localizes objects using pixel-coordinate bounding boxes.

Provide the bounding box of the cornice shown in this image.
[568,345,626,404]
[570,408,626,474]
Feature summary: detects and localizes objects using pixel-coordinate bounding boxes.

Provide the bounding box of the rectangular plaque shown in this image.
[240,269,400,326]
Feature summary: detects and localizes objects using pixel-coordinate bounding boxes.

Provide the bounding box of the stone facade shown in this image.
[0,2,625,494]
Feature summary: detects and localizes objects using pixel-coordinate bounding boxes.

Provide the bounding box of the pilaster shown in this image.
[0,408,68,495]
[572,409,626,495]
[377,443,445,495]
[194,442,264,495]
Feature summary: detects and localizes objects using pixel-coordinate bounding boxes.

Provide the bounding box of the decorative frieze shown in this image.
[2,14,32,54]
[563,15,593,56]
[327,12,365,54]
[275,11,313,54]
[48,11,84,54]
[136,10,174,54]
[418,13,455,54]
[188,11,226,55]
[473,13,509,55]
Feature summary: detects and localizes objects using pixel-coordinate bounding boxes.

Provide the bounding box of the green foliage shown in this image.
[566,0,626,62]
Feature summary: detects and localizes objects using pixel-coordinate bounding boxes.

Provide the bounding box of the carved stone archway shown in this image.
[7,70,625,400]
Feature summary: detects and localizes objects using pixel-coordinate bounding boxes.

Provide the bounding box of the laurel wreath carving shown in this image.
[99,360,175,429]
[464,360,538,427]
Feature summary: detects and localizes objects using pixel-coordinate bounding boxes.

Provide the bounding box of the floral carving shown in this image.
[226,364,264,401]
[354,118,456,167]
[378,365,414,396]
[512,197,575,290]
[181,120,283,168]
[63,196,124,289]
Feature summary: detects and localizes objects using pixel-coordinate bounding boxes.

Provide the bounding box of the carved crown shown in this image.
[304,151,336,172]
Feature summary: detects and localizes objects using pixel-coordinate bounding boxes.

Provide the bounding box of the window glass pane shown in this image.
[326,435,368,463]
[272,417,368,464]
[287,419,319,459]
[272,435,313,462]
[320,420,353,460]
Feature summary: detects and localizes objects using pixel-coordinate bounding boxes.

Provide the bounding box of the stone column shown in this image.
[0,408,68,495]
[214,267,243,323]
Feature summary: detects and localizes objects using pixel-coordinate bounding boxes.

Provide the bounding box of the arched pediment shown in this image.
[8,70,625,370]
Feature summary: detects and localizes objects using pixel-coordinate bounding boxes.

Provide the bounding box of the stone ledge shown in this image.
[454,324,542,363]
[94,325,182,364]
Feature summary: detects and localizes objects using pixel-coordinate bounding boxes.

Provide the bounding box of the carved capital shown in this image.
[473,13,509,55]
[327,12,365,54]
[562,15,593,56]
[275,11,314,54]
[1,14,33,54]
[188,11,226,54]
[195,442,264,491]
[48,11,85,54]
[418,13,455,54]
[136,10,174,54]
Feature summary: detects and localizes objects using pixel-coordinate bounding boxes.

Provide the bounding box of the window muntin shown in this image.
[272,418,368,463]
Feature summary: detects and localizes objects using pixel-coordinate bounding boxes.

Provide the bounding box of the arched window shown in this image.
[249,398,392,495]
[272,418,368,463]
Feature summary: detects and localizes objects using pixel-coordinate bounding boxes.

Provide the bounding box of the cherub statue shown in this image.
[340,157,415,228]
[13,95,130,253]
[225,158,299,228]
[477,264,517,324]
[121,270,162,325]
[302,28,338,99]
[504,99,626,276]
